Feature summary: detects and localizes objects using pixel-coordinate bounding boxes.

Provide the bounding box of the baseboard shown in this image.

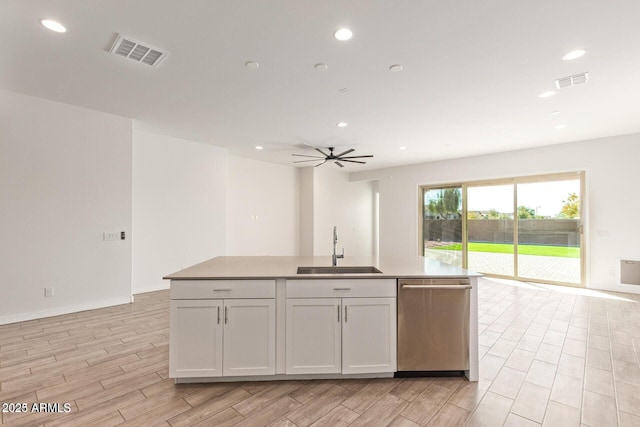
[586,282,640,295]
[132,283,170,295]
[0,296,132,326]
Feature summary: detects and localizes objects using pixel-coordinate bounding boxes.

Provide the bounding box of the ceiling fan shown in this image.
[292,147,373,168]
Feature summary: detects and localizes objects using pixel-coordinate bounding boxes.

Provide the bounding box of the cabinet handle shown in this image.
[337,305,340,322]
[225,306,228,324]
[217,306,220,324]
[344,305,348,323]
[333,287,351,291]
[213,289,232,292]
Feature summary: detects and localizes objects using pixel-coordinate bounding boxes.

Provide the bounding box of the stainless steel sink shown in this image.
[296,266,383,274]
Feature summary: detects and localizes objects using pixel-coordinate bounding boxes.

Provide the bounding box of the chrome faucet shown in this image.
[332,226,344,266]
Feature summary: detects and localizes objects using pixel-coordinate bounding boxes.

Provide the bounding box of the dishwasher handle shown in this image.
[401,284,472,290]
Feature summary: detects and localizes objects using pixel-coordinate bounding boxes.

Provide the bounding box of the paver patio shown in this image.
[424,248,581,284]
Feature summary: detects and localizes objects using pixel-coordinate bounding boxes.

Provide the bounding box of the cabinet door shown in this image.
[286,298,341,374]
[342,298,397,374]
[223,299,275,376]
[170,299,223,378]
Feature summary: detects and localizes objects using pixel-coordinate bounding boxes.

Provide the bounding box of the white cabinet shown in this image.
[342,298,396,374]
[223,299,275,376]
[285,279,396,375]
[169,280,275,379]
[286,298,341,374]
[170,299,223,378]
[170,278,397,380]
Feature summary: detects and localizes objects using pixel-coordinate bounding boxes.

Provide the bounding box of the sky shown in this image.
[467,179,580,216]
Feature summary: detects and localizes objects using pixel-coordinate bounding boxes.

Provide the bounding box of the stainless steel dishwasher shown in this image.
[397,278,471,372]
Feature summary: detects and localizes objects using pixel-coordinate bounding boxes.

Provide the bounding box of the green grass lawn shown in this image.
[431,242,580,258]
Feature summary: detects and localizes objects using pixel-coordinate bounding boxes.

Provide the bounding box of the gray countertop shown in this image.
[163,256,482,280]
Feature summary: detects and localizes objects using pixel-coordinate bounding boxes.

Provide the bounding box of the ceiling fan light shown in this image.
[291,146,372,167]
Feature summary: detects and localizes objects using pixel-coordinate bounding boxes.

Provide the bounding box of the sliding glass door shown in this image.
[421,173,584,286]
[467,183,515,277]
[422,187,463,268]
[516,177,582,285]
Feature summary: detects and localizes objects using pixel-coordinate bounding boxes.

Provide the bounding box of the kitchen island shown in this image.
[164,256,481,383]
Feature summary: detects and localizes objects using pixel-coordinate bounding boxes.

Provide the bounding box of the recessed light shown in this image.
[314,63,328,71]
[255,146,263,150]
[41,19,66,33]
[244,61,260,69]
[334,28,353,41]
[554,124,567,129]
[399,146,407,150]
[538,91,556,98]
[336,122,348,128]
[550,110,561,115]
[562,49,586,61]
[389,64,404,72]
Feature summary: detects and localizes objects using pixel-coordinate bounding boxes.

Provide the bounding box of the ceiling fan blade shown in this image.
[314,160,327,167]
[340,159,367,164]
[315,148,330,157]
[294,159,326,163]
[292,154,326,158]
[334,148,355,157]
[338,154,374,159]
[335,161,344,168]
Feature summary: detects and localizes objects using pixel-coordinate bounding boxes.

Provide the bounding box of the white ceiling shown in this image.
[3,1,640,171]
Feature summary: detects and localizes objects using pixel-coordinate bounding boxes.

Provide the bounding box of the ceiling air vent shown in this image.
[555,72,589,89]
[108,34,168,67]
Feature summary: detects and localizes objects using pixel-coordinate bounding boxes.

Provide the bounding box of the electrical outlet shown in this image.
[44,287,54,297]
[103,232,119,241]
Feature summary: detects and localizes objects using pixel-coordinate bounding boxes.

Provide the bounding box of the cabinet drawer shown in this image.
[170,280,276,299]
[286,279,396,298]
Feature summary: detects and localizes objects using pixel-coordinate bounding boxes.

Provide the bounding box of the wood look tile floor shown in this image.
[2,277,640,426]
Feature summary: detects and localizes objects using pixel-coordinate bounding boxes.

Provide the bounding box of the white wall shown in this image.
[313,167,374,257]
[226,156,299,256]
[351,133,640,293]
[298,167,314,256]
[132,131,226,293]
[226,162,374,258]
[0,90,133,324]
[0,91,371,324]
